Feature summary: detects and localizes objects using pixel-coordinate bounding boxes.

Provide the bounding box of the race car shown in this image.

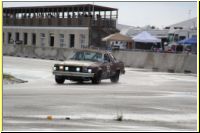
[53,49,125,84]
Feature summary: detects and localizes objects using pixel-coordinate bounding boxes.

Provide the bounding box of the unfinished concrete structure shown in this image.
[3,4,119,49]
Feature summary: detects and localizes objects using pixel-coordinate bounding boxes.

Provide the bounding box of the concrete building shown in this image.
[3,4,119,49]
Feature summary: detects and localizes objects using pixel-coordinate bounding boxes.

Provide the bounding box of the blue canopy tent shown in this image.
[178,36,197,54]
[178,36,197,45]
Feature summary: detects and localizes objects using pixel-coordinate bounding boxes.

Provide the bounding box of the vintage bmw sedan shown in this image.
[53,49,125,84]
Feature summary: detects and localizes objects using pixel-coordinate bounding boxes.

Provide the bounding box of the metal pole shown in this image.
[92,2,95,19]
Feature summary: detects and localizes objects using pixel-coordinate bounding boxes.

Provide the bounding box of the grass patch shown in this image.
[3,73,28,84]
[3,73,15,79]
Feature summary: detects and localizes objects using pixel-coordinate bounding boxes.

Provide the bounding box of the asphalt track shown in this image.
[3,56,197,131]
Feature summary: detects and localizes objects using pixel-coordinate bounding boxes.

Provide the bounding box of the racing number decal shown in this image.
[106,65,110,73]
[102,65,110,78]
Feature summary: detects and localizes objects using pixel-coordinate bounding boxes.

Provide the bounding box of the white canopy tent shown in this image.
[132,31,161,43]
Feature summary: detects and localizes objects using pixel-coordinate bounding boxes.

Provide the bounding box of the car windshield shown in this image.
[69,51,103,62]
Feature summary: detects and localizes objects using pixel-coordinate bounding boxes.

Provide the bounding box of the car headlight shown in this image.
[76,67,80,72]
[65,66,69,71]
[59,66,64,70]
[53,66,57,71]
[88,69,92,73]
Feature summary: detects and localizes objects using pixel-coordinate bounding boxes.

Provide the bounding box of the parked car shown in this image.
[52,49,125,84]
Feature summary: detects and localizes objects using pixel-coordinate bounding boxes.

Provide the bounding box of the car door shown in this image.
[108,53,118,76]
[101,54,111,79]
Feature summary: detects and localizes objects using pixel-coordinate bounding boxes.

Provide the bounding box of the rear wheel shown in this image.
[110,71,120,83]
[55,76,65,84]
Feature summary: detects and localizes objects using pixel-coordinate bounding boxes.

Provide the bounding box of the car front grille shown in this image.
[68,66,82,72]
[56,65,82,72]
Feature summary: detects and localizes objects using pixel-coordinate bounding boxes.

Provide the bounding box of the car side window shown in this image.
[109,54,117,63]
[104,54,110,62]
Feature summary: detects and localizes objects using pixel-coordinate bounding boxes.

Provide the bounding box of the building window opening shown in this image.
[7,32,12,44]
[49,33,54,47]
[15,32,20,41]
[40,33,46,47]
[80,34,86,48]
[59,34,65,48]
[24,33,28,45]
[32,33,36,45]
[15,32,23,45]
[69,34,75,48]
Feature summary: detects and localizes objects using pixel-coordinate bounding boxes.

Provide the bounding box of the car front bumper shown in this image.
[53,71,94,78]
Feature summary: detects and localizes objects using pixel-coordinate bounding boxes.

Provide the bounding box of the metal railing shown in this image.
[3,17,116,28]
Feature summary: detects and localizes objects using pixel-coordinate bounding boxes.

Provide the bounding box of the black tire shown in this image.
[77,80,84,84]
[110,71,120,83]
[55,76,65,84]
[92,71,102,84]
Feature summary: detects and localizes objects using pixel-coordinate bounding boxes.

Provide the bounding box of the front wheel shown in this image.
[92,71,102,84]
[55,76,65,84]
[110,71,120,83]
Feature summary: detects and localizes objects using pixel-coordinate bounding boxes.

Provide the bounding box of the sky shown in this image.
[3,1,197,28]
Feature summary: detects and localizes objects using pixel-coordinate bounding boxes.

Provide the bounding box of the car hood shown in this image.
[61,60,101,67]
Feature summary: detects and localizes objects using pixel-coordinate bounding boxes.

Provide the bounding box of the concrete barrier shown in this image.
[3,45,197,73]
[112,50,197,73]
